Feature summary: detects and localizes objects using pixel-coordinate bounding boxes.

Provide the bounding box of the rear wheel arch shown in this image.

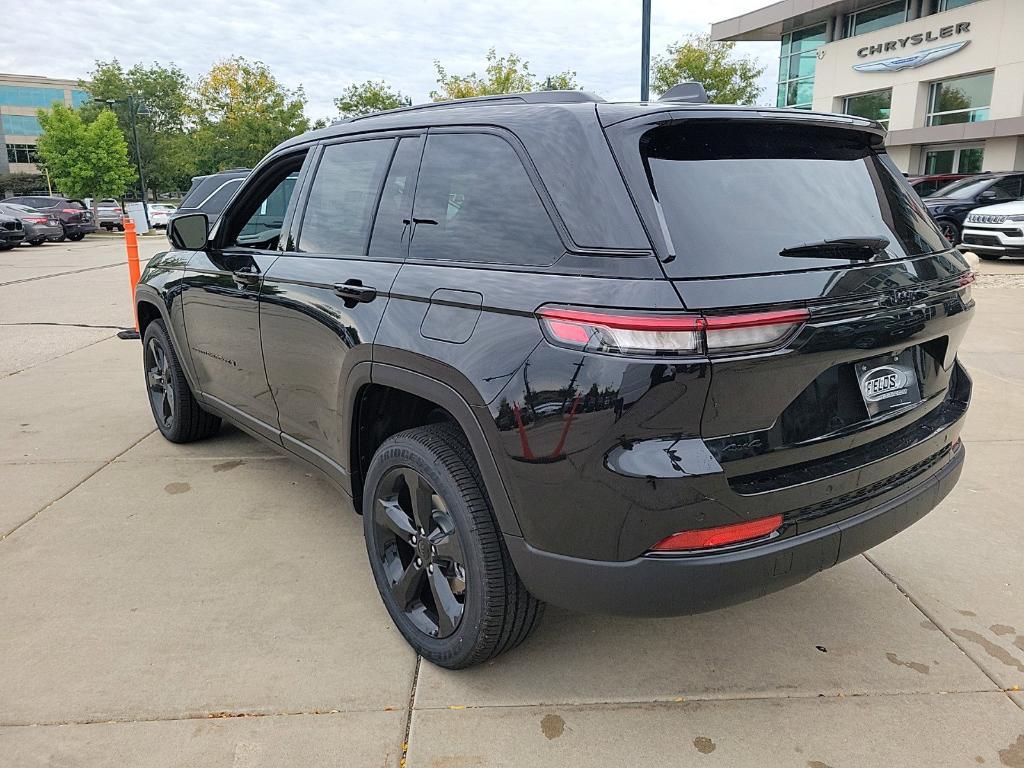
[347,363,522,537]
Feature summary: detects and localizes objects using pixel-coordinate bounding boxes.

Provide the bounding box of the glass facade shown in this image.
[927,72,993,126]
[844,1,908,37]
[5,143,38,164]
[0,84,66,108]
[923,146,985,175]
[937,0,981,10]
[1,114,43,136]
[777,23,826,109]
[843,89,892,127]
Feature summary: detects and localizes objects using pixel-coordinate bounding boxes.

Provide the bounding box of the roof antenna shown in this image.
[658,82,709,104]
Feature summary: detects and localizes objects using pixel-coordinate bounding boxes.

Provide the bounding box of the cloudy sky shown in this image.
[1,0,779,119]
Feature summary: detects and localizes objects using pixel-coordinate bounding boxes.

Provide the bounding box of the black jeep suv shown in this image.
[924,171,1024,244]
[135,90,974,668]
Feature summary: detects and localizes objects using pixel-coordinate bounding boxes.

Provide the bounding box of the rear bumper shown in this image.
[506,442,964,617]
[64,222,98,235]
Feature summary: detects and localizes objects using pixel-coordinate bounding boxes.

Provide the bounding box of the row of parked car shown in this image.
[0,196,177,250]
[908,170,1024,260]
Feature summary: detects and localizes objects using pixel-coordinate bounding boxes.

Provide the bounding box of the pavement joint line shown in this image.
[0,688,1007,729]
[0,333,118,382]
[0,262,122,288]
[862,552,1020,712]
[0,705,405,729]
[401,657,422,766]
[0,428,156,542]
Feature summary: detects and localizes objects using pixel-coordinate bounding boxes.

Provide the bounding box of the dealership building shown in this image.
[0,73,89,176]
[712,0,1024,175]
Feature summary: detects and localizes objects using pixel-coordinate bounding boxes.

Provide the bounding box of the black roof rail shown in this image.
[331,90,605,126]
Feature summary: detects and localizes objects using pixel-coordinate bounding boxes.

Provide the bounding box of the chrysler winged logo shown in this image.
[854,41,970,72]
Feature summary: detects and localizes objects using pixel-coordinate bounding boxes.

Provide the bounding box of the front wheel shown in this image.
[142,320,221,443]
[67,232,85,241]
[937,219,961,245]
[28,239,44,246]
[363,423,544,668]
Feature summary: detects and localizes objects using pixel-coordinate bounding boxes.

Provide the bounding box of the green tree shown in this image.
[0,172,47,196]
[190,57,311,173]
[431,48,579,101]
[80,60,194,196]
[35,106,135,220]
[652,34,764,104]
[334,80,411,117]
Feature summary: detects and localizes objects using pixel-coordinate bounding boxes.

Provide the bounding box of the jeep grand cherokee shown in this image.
[135,89,974,668]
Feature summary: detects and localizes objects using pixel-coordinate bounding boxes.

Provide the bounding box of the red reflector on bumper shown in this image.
[651,514,784,552]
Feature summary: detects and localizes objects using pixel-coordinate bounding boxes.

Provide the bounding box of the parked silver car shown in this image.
[96,199,125,231]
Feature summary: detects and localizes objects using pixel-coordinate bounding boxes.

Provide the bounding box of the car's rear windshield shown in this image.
[639,122,948,278]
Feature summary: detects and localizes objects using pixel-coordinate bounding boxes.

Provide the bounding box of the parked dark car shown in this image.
[907,172,975,198]
[136,91,974,668]
[166,168,249,234]
[0,202,63,245]
[924,171,1024,244]
[2,195,98,240]
[0,212,25,250]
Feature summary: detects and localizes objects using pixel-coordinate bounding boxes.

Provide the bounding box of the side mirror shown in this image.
[979,189,999,200]
[168,213,209,250]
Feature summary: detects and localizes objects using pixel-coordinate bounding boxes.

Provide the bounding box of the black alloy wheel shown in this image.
[938,219,961,245]
[141,319,221,443]
[363,424,544,668]
[372,467,467,639]
[145,335,175,430]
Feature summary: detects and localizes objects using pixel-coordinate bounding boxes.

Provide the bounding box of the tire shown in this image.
[68,232,85,241]
[28,239,44,246]
[363,423,544,669]
[977,252,1003,261]
[117,224,125,232]
[142,319,221,443]
[937,219,961,245]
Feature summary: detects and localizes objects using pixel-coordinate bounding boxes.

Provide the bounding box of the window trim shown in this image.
[400,125,570,269]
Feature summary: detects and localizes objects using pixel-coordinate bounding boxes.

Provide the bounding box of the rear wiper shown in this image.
[779,236,890,261]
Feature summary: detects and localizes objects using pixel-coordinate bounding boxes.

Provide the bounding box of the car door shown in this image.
[179,149,310,440]
[259,134,421,480]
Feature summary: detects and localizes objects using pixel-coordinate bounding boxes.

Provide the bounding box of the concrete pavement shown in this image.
[1,237,1022,766]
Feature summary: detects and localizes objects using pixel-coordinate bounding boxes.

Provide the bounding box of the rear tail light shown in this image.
[25,216,48,223]
[958,271,975,304]
[538,307,809,356]
[651,514,784,552]
[62,208,82,214]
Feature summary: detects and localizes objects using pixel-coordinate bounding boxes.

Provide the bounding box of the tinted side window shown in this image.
[202,179,243,214]
[915,180,939,197]
[409,133,562,266]
[298,139,394,255]
[368,137,422,259]
[992,176,1024,199]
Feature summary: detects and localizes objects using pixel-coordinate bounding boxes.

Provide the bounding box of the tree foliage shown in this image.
[35,106,135,207]
[652,34,764,105]
[0,172,47,196]
[81,60,193,195]
[431,49,579,101]
[335,80,411,117]
[190,57,311,173]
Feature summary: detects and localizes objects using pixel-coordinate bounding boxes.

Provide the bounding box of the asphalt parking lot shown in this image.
[1,236,1023,767]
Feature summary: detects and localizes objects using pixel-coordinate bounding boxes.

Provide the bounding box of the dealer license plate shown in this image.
[857,350,922,418]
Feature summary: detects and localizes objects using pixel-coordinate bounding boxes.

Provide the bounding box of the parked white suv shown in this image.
[962,201,1024,260]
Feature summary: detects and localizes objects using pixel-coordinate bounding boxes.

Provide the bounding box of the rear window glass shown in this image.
[640,122,948,278]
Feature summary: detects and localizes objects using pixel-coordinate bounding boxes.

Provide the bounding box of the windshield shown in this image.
[930,177,992,199]
[640,122,948,278]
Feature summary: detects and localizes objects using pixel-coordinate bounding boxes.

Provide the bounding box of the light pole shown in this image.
[105,96,152,228]
[641,0,652,101]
